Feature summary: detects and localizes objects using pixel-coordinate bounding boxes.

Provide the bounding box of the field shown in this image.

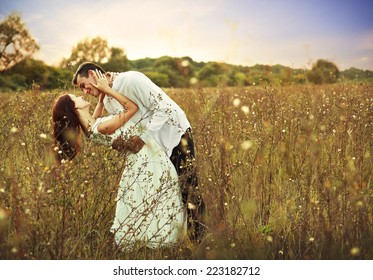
[0,83,372,259]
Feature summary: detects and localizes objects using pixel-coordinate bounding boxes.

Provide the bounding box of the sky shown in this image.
[1,0,373,70]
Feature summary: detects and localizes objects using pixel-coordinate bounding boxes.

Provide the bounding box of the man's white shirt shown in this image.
[103,71,191,157]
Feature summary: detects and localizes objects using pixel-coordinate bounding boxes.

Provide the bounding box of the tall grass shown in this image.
[0,83,372,259]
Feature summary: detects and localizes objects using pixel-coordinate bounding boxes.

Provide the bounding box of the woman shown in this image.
[52,88,185,249]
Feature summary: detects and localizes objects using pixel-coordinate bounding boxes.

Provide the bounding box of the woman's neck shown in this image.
[78,109,96,132]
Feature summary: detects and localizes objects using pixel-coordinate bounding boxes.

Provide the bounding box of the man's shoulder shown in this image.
[120,70,143,77]
[118,71,150,86]
[113,71,138,85]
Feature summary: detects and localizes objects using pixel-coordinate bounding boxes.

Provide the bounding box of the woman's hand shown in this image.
[112,136,129,154]
[91,69,110,92]
[112,135,145,154]
[127,136,145,154]
[98,92,105,103]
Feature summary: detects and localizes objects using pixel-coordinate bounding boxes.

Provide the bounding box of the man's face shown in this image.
[76,70,100,98]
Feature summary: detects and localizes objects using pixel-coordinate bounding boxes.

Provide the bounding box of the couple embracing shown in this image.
[52,62,205,249]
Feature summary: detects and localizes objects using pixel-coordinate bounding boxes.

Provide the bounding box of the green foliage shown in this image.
[59,37,130,73]
[101,47,130,72]
[1,58,72,91]
[60,36,111,68]
[341,67,373,82]
[307,59,339,84]
[2,53,372,92]
[142,71,171,87]
[0,12,40,71]
[130,57,157,70]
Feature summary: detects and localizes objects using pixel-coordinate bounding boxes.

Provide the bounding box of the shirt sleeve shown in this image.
[114,72,175,144]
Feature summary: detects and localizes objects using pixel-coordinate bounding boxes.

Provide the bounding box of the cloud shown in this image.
[3,0,373,69]
[32,0,223,64]
[358,30,373,51]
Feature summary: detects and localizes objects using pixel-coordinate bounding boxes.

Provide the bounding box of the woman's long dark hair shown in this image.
[52,94,87,160]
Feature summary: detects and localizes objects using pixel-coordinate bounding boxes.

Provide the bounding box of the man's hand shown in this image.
[127,135,145,154]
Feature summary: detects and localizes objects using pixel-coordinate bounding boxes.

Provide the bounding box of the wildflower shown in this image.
[10,127,18,133]
[21,142,26,146]
[39,133,47,139]
[241,106,250,115]
[350,247,360,256]
[240,140,253,150]
[309,237,315,242]
[266,236,273,243]
[232,98,241,108]
[188,203,196,210]
[0,209,7,220]
[181,60,189,67]
[230,243,236,248]
[190,77,198,84]
[11,247,18,254]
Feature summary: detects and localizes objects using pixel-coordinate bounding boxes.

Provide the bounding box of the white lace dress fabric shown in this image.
[90,115,186,249]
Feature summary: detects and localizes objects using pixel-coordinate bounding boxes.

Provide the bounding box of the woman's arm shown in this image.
[97,100,138,135]
[91,69,132,109]
[91,69,139,134]
[92,99,105,119]
[92,93,106,118]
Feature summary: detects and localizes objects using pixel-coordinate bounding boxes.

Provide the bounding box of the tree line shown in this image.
[1,13,372,92]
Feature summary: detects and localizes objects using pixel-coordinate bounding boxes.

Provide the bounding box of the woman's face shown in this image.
[68,94,91,110]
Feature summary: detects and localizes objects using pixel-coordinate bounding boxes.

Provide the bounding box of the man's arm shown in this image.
[114,72,172,145]
[97,98,138,135]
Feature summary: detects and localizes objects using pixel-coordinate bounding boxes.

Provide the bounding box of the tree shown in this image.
[197,62,231,86]
[307,59,339,84]
[2,57,72,90]
[60,36,111,69]
[0,13,39,71]
[60,37,130,72]
[153,56,193,87]
[102,47,130,72]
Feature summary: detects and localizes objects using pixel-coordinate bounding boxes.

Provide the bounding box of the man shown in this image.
[72,62,205,242]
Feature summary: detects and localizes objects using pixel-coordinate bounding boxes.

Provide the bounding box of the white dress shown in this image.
[90,113,185,249]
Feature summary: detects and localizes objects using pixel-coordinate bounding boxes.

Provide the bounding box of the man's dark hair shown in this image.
[72,62,106,85]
